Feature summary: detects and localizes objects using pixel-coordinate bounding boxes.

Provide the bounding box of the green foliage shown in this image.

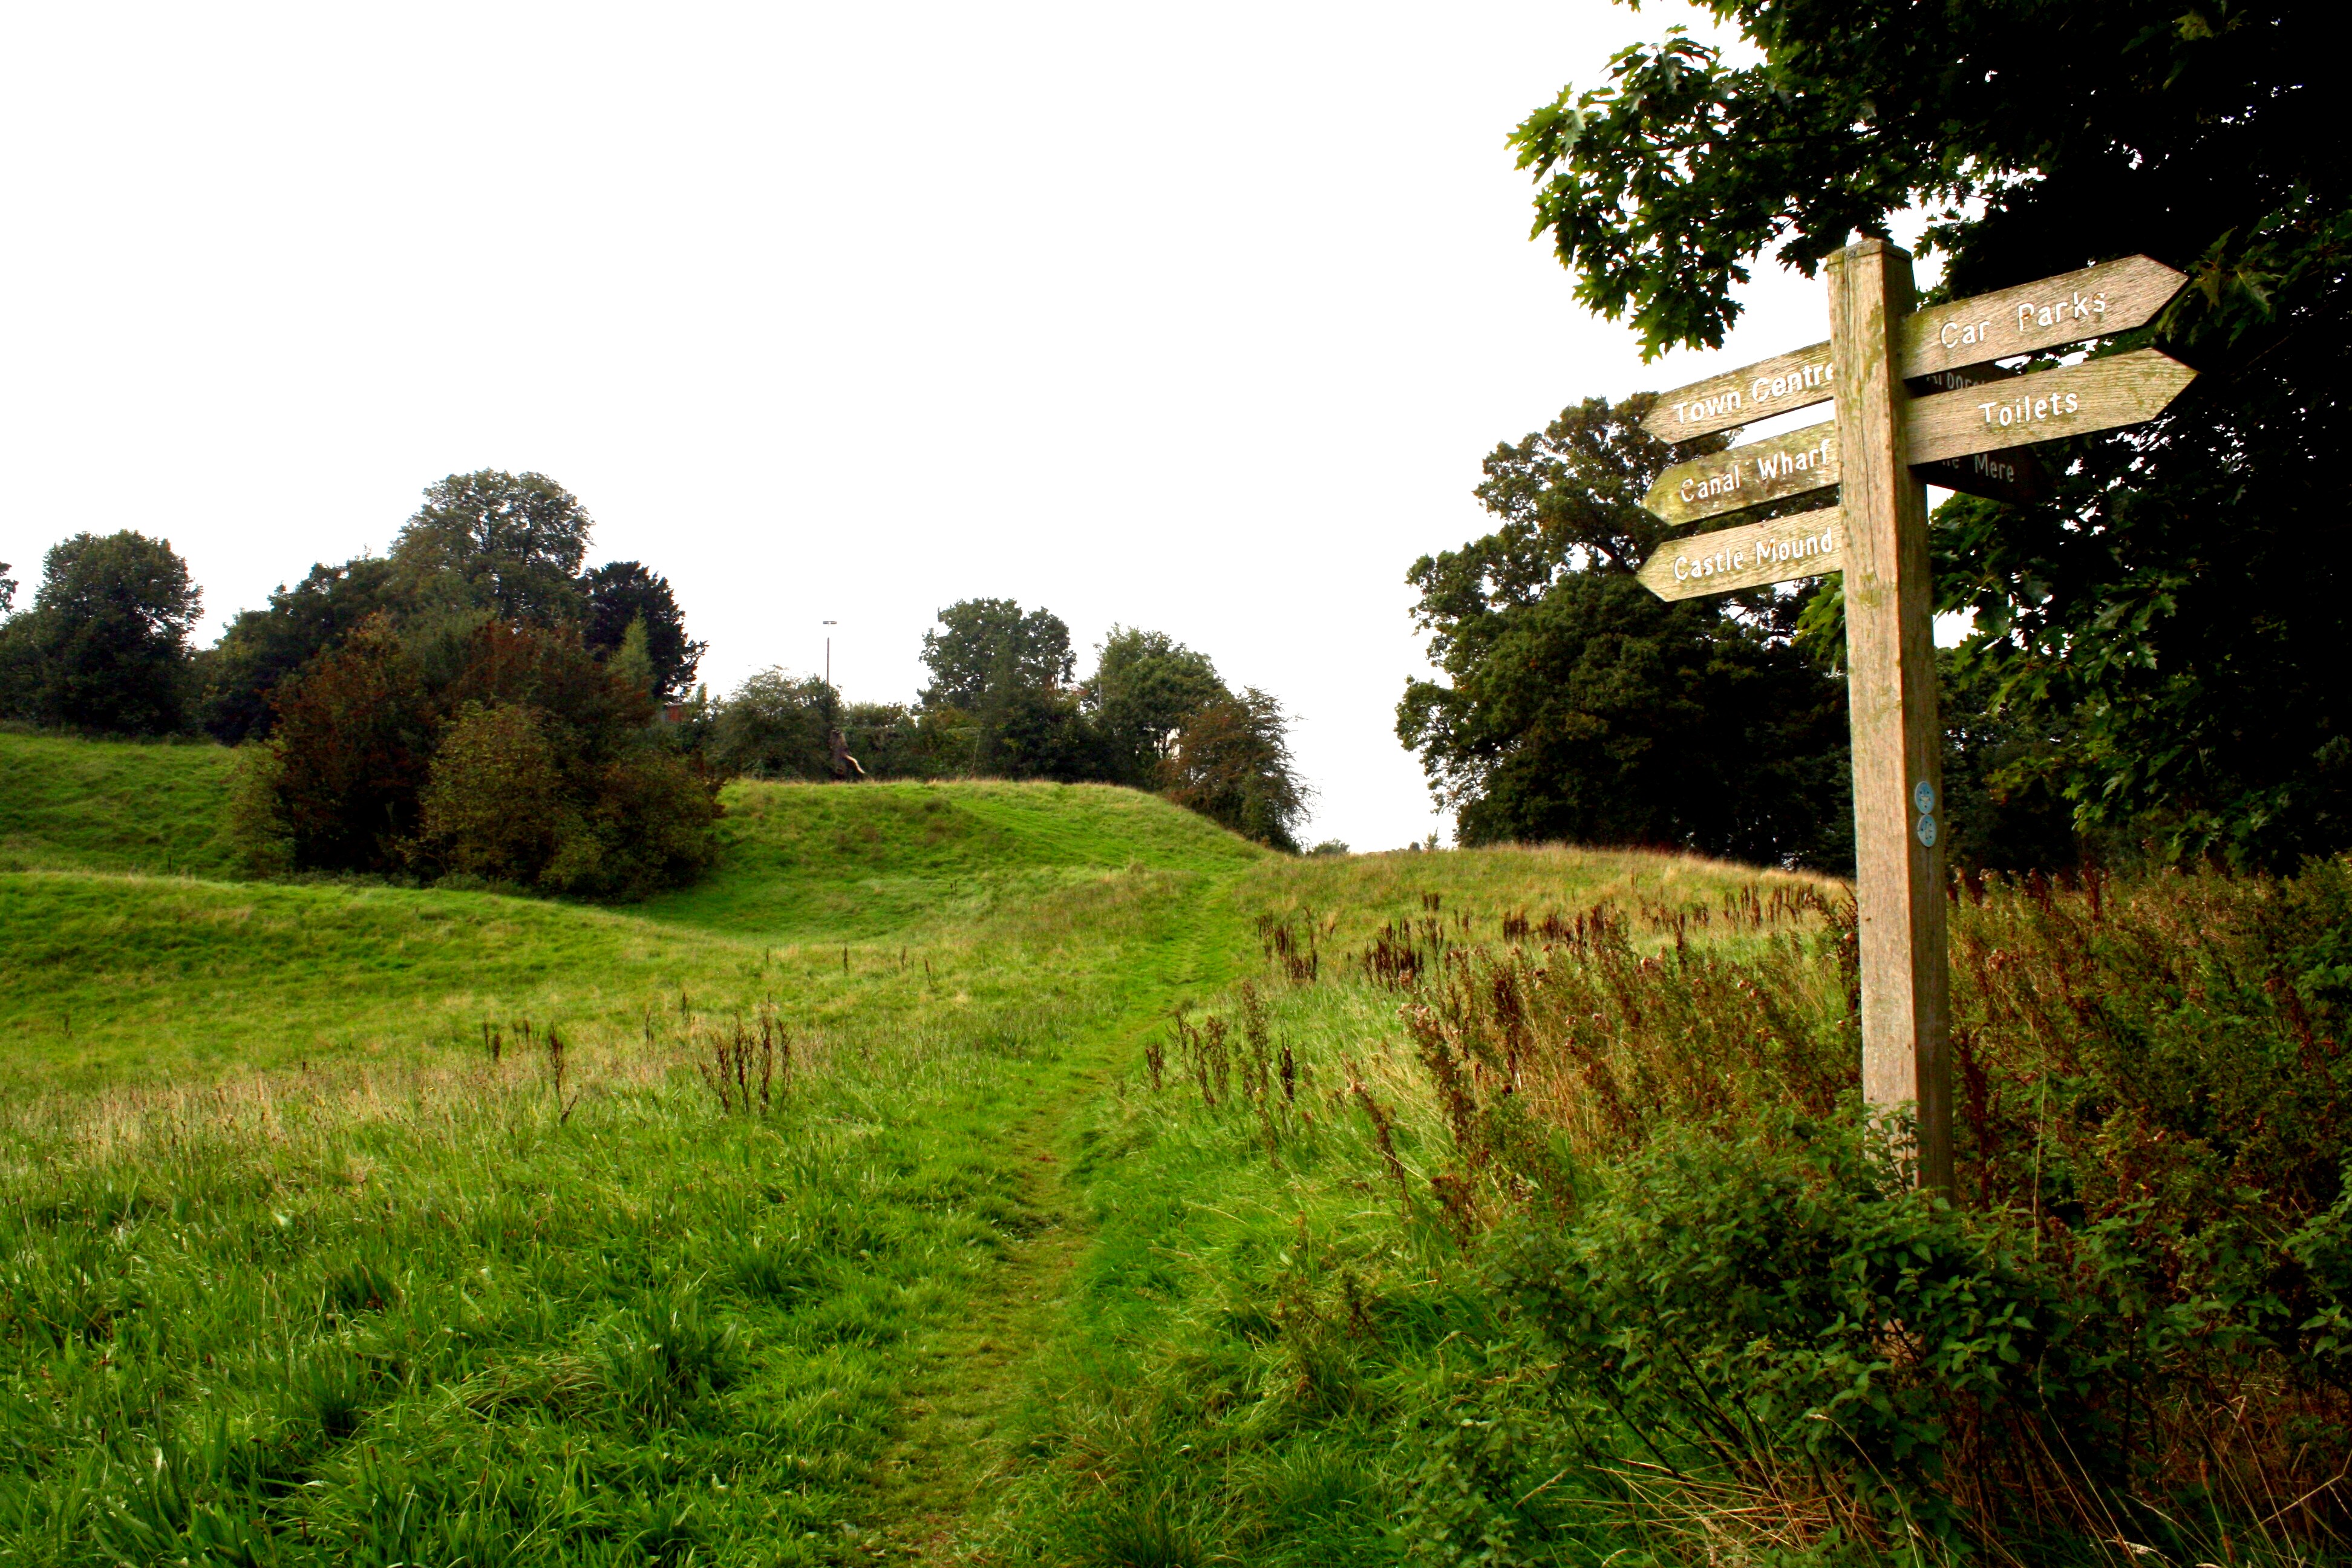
[197,557,402,743]
[249,616,718,896]
[836,700,953,780]
[1399,397,1849,867]
[707,667,838,780]
[1511,0,2352,867]
[416,702,570,884]
[581,560,705,702]
[1086,625,1229,786]
[606,613,658,700]
[390,469,595,624]
[0,531,202,735]
[221,740,293,876]
[1164,688,1310,852]
[189,495,703,748]
[918,598,1074,711]
[1498,1119,2105,1541]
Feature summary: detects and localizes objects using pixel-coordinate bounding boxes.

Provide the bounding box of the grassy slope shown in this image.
[0,769,1259,1091]
[0,734,1824,1566]
[977,849,1844,1565]
[0,731,241,877]
[0,740,1270,1566]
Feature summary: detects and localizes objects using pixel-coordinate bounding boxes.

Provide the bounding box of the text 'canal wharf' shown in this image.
[1632,246,2193,1191]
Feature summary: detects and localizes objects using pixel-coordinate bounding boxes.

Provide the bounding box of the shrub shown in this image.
[268,615,436,872]
[253,617,718,898]
[414,702,567,885]
[221,742,295,876]
[707,668,835,779]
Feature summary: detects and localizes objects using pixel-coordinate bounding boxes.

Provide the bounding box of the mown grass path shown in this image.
[854,869,1254,1563]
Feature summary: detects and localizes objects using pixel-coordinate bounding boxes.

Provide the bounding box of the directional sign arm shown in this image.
[1907,348,2196,466]
[1636,507,1844,601]
[1640,255,2186,449]
[1899,255,2186,379]
[1639,341,1835,443]
[1642,423,1839,527]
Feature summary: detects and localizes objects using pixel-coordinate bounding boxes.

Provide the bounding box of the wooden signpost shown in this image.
[1638,242,2192,1191]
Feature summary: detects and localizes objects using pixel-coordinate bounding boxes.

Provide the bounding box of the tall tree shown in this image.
[391,471,593,626]
[918,598,1074,710]
[1398,397,1851,866]
[1511,0,2346,866]
[1165,688,1309,852]
[1086,626,1229,787]
[581,560,705,701]
[916,599,1089,779]
[0,531,202,734]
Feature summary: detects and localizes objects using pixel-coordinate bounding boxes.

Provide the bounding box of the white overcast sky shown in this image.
[0,2,1903,851]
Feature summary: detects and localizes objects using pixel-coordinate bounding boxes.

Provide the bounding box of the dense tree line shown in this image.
[0,474,704,746]
[1399,397,1854,869]
[1477,0,2346,871]
[1,472,719,897]
[2,477,1311,870]
[703,602,1308,851]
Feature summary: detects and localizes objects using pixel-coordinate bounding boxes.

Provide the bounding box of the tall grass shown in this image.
[0,1000,1073,1566]
[1002,858,2352,1566]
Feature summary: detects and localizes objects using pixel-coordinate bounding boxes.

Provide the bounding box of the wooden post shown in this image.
[1828,238,1952,1194]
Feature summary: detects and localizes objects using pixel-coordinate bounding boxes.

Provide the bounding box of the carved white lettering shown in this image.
[1976,389,2086,428]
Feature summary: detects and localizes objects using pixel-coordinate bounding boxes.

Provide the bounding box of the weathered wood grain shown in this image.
[1907,348,2195,465]
[1830,238,1953,1196]
[1905,361,2049,503]
[1641,340,1835,442]
[1642,422,1838,526]
[1644,255,2185,444]
[1635,506,1843,601]
[1900,254,2185,379]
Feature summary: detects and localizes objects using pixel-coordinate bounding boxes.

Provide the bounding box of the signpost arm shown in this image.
[1827,238,1953,1194]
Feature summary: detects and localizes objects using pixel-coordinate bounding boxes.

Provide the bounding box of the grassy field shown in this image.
[46,731,2235,1566]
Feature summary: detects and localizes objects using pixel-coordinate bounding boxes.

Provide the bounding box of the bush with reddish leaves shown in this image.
[239,615,717,898]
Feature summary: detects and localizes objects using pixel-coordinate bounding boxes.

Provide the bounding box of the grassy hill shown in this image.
[0,730,242,877]
[0,730,1946,1568]
[0,733,1267,1089]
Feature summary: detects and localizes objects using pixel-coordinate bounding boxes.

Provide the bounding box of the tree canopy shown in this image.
[1514,0,2345,866]
[390,470,594,625]
[200,557,402,743]
[1399,397,1851,865]
[187,475,704,746]
[1086,626,1227,788]
[918,599,1075,710]
[582,561,706,702]
[1164,688,1310,854]
[0,531,203,734]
